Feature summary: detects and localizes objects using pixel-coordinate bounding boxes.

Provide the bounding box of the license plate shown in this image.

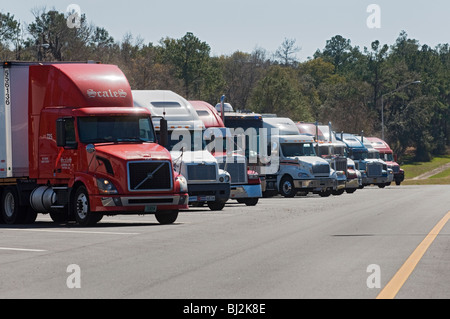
[189,195,215,202]
[144,205,157,213]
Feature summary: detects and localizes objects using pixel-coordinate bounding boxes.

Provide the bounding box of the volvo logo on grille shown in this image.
[133,163,165,190]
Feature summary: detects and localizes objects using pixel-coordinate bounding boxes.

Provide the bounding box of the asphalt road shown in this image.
[1,185,449,300]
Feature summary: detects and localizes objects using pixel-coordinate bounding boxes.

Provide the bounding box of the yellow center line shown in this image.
[377,211,450,299]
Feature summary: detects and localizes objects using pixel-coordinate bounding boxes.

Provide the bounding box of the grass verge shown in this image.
[401,155,450,185]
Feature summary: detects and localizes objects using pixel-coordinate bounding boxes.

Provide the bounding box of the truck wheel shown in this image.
[241,198,259,206]
[207,201,226,211]
[72,186,102,226]
[280,176,296,198]
[50,211,69,223]
[332,189,345,196]
[24,207,38,224]
[319,189,331,197]
[1,186,26,224]
[155,210,178,224]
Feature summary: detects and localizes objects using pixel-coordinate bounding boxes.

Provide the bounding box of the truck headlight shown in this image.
[219,173,230,183]
[96,178,118,194]
[176,175,188,193]
[298,172,310,179]
[248,172,259,180]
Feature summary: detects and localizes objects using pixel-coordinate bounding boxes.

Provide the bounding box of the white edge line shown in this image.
[0,247,46,252]
[0,228,140,235]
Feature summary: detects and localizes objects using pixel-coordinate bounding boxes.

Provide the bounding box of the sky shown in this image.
[1,0,450,61]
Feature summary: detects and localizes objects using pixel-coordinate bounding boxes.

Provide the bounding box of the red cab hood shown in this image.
[94,143,172,161]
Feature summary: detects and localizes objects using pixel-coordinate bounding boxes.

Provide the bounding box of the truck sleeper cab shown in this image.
[0,62,188,226]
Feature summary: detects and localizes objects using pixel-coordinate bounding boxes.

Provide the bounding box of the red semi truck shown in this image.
[0,61,188,226]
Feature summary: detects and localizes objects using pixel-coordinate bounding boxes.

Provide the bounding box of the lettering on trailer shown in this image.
[87,89,128,99]
[2,67,12,177]
[4,68,10,106]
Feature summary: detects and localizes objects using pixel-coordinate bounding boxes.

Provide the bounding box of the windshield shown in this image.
[367,151,380,159]
[382,153,394,161]
[318,145,347,157]
[166,130,206,152]
[204,128,243,154]
[281,143,316,157]
[78,116,156,144]
[350,149,368,160]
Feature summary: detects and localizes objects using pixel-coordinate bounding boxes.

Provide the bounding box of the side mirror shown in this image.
[56,118,66,147]
[159,117,169,148]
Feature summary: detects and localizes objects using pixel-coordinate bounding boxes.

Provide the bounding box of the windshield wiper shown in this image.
[82,138,114,143]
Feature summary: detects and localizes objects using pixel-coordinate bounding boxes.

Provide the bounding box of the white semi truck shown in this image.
[263,117,337,197]
[132,90,231,210]
[355,135,393,188]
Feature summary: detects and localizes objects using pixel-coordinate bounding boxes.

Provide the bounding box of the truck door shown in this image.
[54,117,79,180]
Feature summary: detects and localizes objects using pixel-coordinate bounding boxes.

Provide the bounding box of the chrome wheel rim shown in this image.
[76,193,88,219]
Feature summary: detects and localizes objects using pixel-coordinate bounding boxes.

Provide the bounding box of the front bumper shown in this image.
[294,178,335,191]
[364,176,389,185]
[345,178,360,189]
[92,193,189,213]
[230,184,263,199]
[188,183,231,203]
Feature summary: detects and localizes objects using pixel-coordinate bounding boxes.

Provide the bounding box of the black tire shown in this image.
[318,189,332,197]
[1,186,27,224]
[241,198,259,206]
[280,176,296,198]
[24,207,38,224]
[50,210,69,223]
[72,186,102,226]
[346,189,357,194]
[155,210,178,224]
[207,201,226,211]
[332,189,345,196]
[378,184,386,188]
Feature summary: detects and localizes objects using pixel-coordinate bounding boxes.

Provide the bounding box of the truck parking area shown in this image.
[1,185,450,299]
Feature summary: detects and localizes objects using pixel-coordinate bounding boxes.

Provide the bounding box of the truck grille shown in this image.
[312,164,330,176]
[187,164,217,181]
[392,165,400,173]
[334,158,348,174]
[128,161,172,191]
[219,162,247,184]
[366,162,382,177]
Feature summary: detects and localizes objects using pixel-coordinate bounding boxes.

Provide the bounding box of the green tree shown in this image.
[27,8,93,61]
[221,48,269,110]
[160,32,214,99]
[0,12,21,59]
[249,65,312,121]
